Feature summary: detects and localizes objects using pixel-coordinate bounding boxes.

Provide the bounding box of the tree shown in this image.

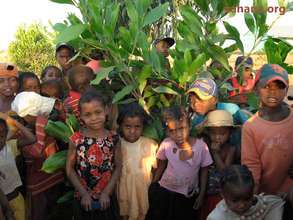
[8,23,58,76]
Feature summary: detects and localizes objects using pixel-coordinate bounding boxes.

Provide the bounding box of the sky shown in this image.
[0,0,292,52]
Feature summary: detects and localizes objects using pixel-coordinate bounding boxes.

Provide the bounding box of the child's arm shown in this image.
[193,166,208,210]
[12,119,37,148]
[152,159,167,183]
[0,188,15,220]
[211,143,235,173]
[66,140,93,211]
[99,140,122,211]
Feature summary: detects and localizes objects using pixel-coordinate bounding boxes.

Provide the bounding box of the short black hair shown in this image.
[162,105,190,129]
[18,72,40,91]
[41,66,62,80]
[220,165,254,190]
[68,65,94,92]
[41,79,64,99]
[117,102,149,126]
[78,89,105,113]
[235,56,253,70]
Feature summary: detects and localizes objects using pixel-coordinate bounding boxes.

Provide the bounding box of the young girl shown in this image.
[18,72,40,94]
[117,103,158,220]
[66,89,122,220]
[147,105,213,220]
[199,110,237,220]
[0,63,19,113]
[11,91,65,220]
[207,165,285,220]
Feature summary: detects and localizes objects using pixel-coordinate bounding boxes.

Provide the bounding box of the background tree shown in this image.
[8,23,58,76]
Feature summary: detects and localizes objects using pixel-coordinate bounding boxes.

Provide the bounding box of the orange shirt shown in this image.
[241,109,293,195]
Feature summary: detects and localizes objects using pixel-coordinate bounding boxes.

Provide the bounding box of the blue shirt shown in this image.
[193,102,249,145]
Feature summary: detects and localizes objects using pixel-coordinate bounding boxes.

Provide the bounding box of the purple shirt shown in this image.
[157,138,212,197]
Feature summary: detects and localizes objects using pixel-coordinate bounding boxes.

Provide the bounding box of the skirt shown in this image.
[146,183,198,220]
[73,194,121,220]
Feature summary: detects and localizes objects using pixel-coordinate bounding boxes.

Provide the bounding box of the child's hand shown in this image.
[210,142,221,153]
[81,192,93,212]
[54,99,65,114]
[193,194,204,210]
[99,192,110,211]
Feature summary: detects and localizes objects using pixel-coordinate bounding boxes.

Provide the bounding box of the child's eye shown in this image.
[135,125,141,129]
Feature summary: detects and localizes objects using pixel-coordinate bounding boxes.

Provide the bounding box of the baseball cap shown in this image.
[186,78,218,100]
[56,42,75,54]
[0,63,18,78]
[153,37,175,47]
[255,64,289,88]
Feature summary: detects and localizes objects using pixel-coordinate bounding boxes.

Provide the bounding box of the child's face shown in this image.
[166,118,190,147]
[41,87,61,99]
[222,184,254,215]
[0,123,8,150]
[238,66,253,82]
[56,48,73,71]
[80,100,106,131]
[74,74,93,94]
[156,41,170,57]
[43,69,62,82]
[22,78,40,94]
[121,116,143,143]
[190,93,217,116]
[257,80,287,108]
[208,127,231,146]
[0,76,18,98]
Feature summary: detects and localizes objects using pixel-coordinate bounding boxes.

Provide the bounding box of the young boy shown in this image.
[55,43,75,76]
[63,65,95,125]
[241,64,293,195]
[154,37,175,58]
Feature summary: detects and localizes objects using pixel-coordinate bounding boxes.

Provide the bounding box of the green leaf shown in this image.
[220,82,235,91]
[142,124,160,143]
[153,86,180,95]
[50,0,73,4]
[143,2,169,27]
[244,13,255,33]
[278,0,285,7]
[224,43,238,53]
[41,150,68,174]
[117,98,136,104]
[195,0,208,14]
[245,92,261,110]
[223,21,244,53]
[53,23,67,32]
[180,5,203,37]
[139,65,152,94]
[184,50,192,66]
[110,3,120,31]
[126,0,138,24]
[54,24,87,44]
[112,85,134,103]
[57,191,74,203]
[189,53,206,75]
[206,44,230,70]
[91,66,115,85]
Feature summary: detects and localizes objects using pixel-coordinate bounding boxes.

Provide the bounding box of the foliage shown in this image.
[8,24,58,77]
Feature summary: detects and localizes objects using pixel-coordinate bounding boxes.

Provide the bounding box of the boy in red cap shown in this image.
[242,64,293,218]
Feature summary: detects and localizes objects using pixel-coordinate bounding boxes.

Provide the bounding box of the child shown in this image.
[18,72,40,94]
[117,102,158,220]
[146,105,213,220]
[64,65,95,125]
[186,77,249,160]
[11,92,65,220]
[66,89,122,219]
[242,64,293,195]
[0,63,19,113]
[55,42,75,76]
[230,56,255,106]
[0,113,36,220]
[199,110,237,220]
[40,65,62,82]
[154,37,175,58]
[41,79,64,100]
[207,165,285,220]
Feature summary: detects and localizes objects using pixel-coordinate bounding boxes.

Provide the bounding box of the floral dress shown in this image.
[71,130,119,200]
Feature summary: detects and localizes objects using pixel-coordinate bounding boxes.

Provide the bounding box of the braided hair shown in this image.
[220,165,254,190]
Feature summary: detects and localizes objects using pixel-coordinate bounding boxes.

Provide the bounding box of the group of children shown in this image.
[1,50,293,220]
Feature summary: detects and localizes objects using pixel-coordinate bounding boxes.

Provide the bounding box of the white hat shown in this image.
[11,92,56,118]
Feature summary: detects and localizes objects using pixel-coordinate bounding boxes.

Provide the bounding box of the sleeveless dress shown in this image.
[70,130,121,220]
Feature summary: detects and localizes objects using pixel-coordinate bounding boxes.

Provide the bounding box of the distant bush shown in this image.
[8,24,58,77]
